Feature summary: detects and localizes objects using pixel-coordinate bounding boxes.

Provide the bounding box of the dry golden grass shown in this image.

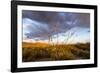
[22,42,90,62]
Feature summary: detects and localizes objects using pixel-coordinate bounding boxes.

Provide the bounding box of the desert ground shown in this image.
[22,42,90,62]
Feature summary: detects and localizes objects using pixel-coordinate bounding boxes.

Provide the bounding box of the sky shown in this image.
[22,10,90,44]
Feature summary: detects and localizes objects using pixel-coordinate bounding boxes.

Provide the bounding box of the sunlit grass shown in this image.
[22,42,90,62]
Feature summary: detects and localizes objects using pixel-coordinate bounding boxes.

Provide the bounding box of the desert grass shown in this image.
[22,42,90,62]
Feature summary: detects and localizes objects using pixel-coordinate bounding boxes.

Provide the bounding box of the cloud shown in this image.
[22,10,90,41]
[23,18,49,39]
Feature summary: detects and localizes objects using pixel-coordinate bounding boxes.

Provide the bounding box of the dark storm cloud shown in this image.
[22,10,90,39]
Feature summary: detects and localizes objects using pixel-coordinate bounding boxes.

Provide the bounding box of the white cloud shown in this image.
[23,26,90,44]
[23,18,49,39]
